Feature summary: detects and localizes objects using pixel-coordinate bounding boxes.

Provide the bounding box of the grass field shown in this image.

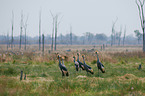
[0,45,145,96]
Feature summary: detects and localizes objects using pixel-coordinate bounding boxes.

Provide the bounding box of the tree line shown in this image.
[0,32,142,45]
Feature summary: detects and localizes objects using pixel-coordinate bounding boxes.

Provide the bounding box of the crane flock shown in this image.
[58,51,105,77]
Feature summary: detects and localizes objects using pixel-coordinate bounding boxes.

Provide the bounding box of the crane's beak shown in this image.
[62,56,65,60]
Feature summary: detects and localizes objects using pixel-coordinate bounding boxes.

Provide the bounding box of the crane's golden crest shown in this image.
[82,54,85,57]
[73,56,76,58]
[95,51,99,53]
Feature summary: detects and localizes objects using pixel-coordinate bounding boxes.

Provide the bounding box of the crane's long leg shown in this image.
[98,68,99,77]
[62,71,64,78]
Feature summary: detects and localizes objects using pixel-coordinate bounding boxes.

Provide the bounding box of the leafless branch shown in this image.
[58,15,63,27]
[136,0,143,27]
[50,10,54,18]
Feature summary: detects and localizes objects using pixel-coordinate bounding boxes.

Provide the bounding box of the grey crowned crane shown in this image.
[138,64,142,70]
[82,55,94,74]
[95,51,105,76]
[58,55,69,77]
[77,53,85,70]
[73,56,79,71]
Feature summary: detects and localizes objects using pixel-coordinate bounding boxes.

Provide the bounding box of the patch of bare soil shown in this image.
[76,75,87,78]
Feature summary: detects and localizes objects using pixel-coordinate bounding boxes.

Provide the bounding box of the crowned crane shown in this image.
[73,56,79,71]
[77,53,85,71]
[82,55,94,74]
[138,64,142,70]
[95,51,105,76]
[58,55,69,77]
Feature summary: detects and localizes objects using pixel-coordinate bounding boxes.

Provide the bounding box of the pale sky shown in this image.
[0,0,144,37]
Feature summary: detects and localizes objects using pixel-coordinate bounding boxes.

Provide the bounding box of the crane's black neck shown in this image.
[59,56,61,65]
[77,55,79,61]
[62,59,64,65]
[73,57,76,62]
[96,53,99,61]
[83,57,85,64]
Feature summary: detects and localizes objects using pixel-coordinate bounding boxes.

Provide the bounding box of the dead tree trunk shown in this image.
[19,11,23,50]
[111,34,113,46]
[70,25,72,45]
[42,34,44,54]
[24,15,28,50]
[11,11,14,49]
[39,10,41,51]
[123,26,126,46]
[50,11,62,51]
[144,20,145,51]
[54,15,58,51]
[51,18,54,51]
[118,26,122,46]
[50,11,55,51]
[111,18,118,46]
[51,28,54,51]
[7,32,9,50]
[136,0,145,52]
[24,27,27,50]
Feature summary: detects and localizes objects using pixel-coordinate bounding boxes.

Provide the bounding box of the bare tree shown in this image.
[19,11,23,50]
[24,15,28,50]
[7,32,9,50]
[111,18,118,46]
[50,11,55,51]
[123,26,126,46]
[111,34,113,46]
[50,11,62,51]
[54,15,58,51]
[39,10,41,51]
[11,11,14,49]
[54,14,62,50]
[60,33,63,43]
[136,0,145,51]
[70,25,72,45]
[42,34,44,54]
[118,26,122,46]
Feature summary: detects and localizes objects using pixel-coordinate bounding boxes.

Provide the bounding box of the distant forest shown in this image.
[0,32,142,45]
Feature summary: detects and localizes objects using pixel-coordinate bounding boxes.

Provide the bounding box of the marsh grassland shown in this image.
[0,45,145,96]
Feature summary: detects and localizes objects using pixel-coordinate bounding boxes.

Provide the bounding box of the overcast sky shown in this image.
[0,0,144,37]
